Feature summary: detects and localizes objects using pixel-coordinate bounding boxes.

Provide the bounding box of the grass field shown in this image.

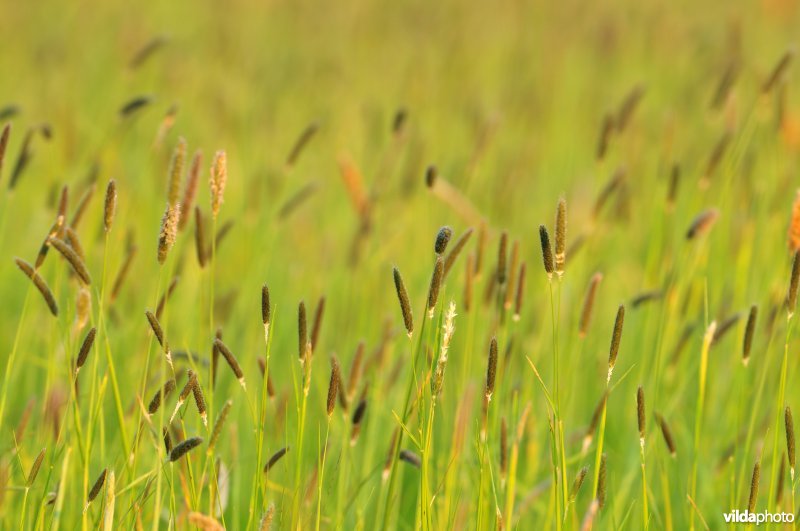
[1,0,800,529]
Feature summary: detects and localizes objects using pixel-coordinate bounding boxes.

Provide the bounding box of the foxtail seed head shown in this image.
[607,305,625,383]
[485,337,498,401]
[210,150,227,219]
[103,180,117,233]
[435,226,453,255]
[555,198,566,277]
[539,225,554,278]
[427,257,444,318]
[393,267,413,337]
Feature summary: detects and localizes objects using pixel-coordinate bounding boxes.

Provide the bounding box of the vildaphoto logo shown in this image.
[723,510,795,524]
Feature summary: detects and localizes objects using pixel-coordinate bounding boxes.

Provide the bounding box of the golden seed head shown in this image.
[210,150,228,219]
[157,203,180,265]
[167,137,187,207]
[555,198,566,276]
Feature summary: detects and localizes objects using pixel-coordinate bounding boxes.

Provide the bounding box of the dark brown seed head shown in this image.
[298,301,308,360]
[435,226,453,255]
[655,413,677,457]
[763,48,795,94]
[486,337,498,400]
[104,180,117,233]
[555,198,566,277]
[0,123,10,178]
[596,114,614,161]
[352,399,367,425]
[742,306,757,366]
[286,121,319,167]
[70,184,96,230]
[584,392,608,449]
[27,448,46,486]
[427,257,444,316]
[163,427,173,453]
[393,268,413,337]
[443,228,474,277]
[686,208,719,239]
[597,453,607,509]
[261,285,271,326]
[399,449,421,468]
[87,468,108,504]
[327,357,340,417]
[667,163,680,210]
[748,461,760,512]
[513,262,527,320]
[49,237,92,285]
[214,338,245,383]
[191,377,207,421]
[75,327,97,371]
[382,428,400,480]
[570,466,589,501]
[464,253,474,312]
[263,446,289,474]
[474,221,487,277]
[392,108,408,136]
[194,207,207,268]
[788,251,800,317]
[15,258,58,316]
[110,244,137,303]
[786,406,796,470]
[179,370,197,403]
[579,273,603,338]
[496,231,508,285]
[208,399,232,452]
[608,305,625,380]
[347,342,365,397]
[148,379,176,415]
[145,310,165,348]
[169,436,203,462]
[425,165,437,188]
[311,297,326,351]
[539,225,554,277]
[636,386,646,441]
